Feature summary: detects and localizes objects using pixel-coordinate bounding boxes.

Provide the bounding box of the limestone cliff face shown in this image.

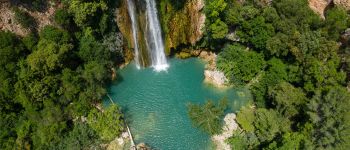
[116,0,150,66]
[159,0,205,54]
[309,0,350,18]
[116,0,205,56]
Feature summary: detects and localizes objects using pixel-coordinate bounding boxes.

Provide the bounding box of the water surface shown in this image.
[107,58,249,149]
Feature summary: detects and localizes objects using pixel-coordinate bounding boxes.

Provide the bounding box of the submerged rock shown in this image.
[212,113,239,150]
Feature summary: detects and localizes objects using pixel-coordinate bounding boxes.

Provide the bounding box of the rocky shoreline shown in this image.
[212,113,239,150]
[176,50,229,88]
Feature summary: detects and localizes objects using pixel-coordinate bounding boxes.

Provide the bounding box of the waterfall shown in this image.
[126,0,168,71]
[145,0,169,71]
[127,0,141,69]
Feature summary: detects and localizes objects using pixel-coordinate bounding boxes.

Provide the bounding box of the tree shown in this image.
[268,82,306,118]
[187,98,228,135]
[78,28,112,63]
[236,106,255,132]
[324,7,349,40]
[209,19,228,39]
[26,26,73,73]
[205,0,227,19]
[307,86,350,149]
[68,0,108,27]
[57,122,99,150]
[254,108,283,142]
[217,44,266,85]
[250,58,288,107]
[54,8,73,28]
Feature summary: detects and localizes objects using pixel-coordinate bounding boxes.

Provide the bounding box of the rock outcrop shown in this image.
[0,2,58,36]
[308,0,330,18]
[334,0,350,10]
[309,0,350,18]
[199,51,229,88]
[160,0,205,53]
[212,113,239,150]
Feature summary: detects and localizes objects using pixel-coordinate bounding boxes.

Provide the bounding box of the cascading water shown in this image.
[126,0,141,69]
[145,0,169,71]
[126,0,169,71]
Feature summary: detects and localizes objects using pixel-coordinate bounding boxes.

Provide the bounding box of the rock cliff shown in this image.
[159,0,205,54]
[308,0,350,18]
[116,0,205,56]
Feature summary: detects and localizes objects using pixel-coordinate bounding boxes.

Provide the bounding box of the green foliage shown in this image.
[217,44,266,85]
[237,16,275,50]
[68,0,108,27]
[13,8,36,30]
[236,106,255,132]
[21,33,38,51]
[205,0,227,19]
[250,58,288,107]
[209,19,228,39]
[54,8,72,28]
[88,105,124,141]
[27,26,73,73]
[57,122,100,149]
[268,82,306,118]
[308,86,350,149]
[254,109,283,142]
[78,28,112,63]
[227,131,249,150]
[324,7,349,40]
[1,1,121,149]
[187,98,228,135]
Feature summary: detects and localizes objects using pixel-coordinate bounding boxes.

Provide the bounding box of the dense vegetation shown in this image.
[2,0,350,149]
[188,0,350,149]
[0,0,126,149]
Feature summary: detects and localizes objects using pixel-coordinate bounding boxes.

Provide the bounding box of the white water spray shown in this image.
[127,0,141,69]
[145,0,168,71]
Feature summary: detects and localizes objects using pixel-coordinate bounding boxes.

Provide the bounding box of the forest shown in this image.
[0,0,349,149]
[188,0,350,149]
[1,0,125,149]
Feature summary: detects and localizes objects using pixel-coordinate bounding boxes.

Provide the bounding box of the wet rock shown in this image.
[136,143,151,150]
[176,51,192,59]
